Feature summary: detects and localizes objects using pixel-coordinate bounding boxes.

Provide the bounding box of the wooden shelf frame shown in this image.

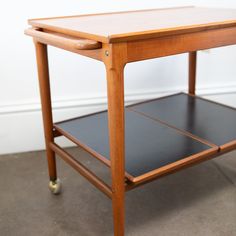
[53,93,236,186]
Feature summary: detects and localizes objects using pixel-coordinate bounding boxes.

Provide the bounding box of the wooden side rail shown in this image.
[127,26,236,62]
[25,28,102,50]
[125,150,219,192]
[49,142,112,198]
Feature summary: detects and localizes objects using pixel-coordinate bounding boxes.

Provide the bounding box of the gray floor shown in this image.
[0,147,236,236]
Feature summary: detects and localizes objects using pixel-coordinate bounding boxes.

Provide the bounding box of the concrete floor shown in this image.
[0,147,236,236]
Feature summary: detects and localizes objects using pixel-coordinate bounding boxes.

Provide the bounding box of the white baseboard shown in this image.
[1,84,236,155]
[1,83,236,115]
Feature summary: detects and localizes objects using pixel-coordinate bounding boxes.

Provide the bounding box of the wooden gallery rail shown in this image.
[25,7,236,236]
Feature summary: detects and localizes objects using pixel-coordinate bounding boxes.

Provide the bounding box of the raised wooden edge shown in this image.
[125,146,233,191]
[220,140,236,153]
[129,147,218,184]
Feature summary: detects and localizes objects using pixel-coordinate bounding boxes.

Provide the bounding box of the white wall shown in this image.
[1,0,236,154]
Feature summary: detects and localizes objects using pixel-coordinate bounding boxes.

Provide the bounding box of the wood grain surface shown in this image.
[29,7,236,43]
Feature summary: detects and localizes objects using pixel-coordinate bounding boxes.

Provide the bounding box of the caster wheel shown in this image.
[49,178,62,195]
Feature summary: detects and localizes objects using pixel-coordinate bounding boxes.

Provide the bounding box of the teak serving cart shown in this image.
[25,6,236,236]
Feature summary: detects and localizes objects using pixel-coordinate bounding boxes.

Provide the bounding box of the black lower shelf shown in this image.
[131,93,236,149]
[54,93,225,183]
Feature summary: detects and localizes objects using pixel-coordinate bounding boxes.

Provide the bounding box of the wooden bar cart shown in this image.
[25,6,236,236]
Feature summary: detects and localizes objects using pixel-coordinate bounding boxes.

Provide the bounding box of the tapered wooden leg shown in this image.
[34,41,57,181]
[188,51,197,95]
[105,43,126,236]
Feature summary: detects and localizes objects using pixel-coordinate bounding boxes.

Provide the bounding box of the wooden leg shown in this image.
[105,44,126,236]
[188,51,197,95]
[34,41,57,182]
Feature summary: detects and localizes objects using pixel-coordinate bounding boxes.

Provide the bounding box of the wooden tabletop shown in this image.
[29,6,236,43]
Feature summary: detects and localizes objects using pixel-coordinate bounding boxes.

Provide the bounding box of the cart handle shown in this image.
[25,28,102,50]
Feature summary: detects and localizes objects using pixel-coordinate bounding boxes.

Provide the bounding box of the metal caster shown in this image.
[49,178,62,195]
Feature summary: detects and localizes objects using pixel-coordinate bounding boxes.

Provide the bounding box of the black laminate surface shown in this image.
[131,93,236,147]
[55,109,213,178]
